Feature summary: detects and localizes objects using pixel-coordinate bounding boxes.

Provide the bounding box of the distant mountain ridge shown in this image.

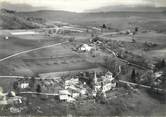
[1,2,166,30]
[1,2,166,13]
[87,5,166,13]
[0,2,48,12]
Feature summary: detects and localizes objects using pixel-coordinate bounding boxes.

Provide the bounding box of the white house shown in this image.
[59,95,76,102]
[79,44,93,52]
[102,81,116,92]
[59,90,76,103]
[80,88,87,95]
[20,83,29,89]
[94,71,116,94]
[102,72,116,92]
[105,71,113,79]
[0,91,7,105]
[72,92,80,98]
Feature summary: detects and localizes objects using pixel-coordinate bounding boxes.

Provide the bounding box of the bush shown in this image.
[36,84,41,93]
[68,37,75,42]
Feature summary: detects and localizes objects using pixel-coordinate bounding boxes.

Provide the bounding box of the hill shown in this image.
[1,9,166,31]
[16,10,80,22]
[14,10,166,32]
[0,2,48,12]
[0,9,45,29]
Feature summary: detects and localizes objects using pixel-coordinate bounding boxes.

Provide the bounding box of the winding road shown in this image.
[0,41,68,62]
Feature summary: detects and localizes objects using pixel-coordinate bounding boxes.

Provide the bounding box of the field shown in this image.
[103,31,166,60]
[1,11,166,86]
[0,10,166,116]
[0,30,96,91]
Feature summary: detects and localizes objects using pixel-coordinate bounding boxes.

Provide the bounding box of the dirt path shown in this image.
[0,76,24,79]
[119,80,166,93]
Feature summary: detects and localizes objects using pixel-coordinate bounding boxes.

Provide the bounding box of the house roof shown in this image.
[59,90,71,95]
[105,71,113,76]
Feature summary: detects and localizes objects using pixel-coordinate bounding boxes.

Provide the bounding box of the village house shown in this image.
[94,71,116,96]
[65,78,79,88]
[65,78,80,92]
[0,91,7,105]
[72,91,80,98]
[64,77,88,98]
[79,44,93,52]
[0,90,23,106]
[154,71,163,78]
[19,83,29,89]
[7,96,23,105]
[59,90,76,103]
[80,88,87,95]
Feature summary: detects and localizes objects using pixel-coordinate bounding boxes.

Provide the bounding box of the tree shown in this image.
[102,24,106,29]
[36,84,41,93]
[103,57,119,76]
[87,76,94,89]
[30,77,35,88]
[131,69,136,83]
[161,59,165,68]
[146,71,155,86]
[91,33,94,37]
[135,27,138,32]
[68,37,75,42]
[48,30,52,34]
[13,81,19,90]
[155,59,166,70]
[95,90,106,104]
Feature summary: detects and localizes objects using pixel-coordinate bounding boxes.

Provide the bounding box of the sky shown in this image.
[0,0,166,12]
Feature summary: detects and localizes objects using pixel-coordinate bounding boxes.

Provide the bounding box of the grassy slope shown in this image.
[0,10,44,29]
[1,9,166,31]
[16,11,166,31]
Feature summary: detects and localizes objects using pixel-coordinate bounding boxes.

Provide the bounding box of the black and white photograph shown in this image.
[0,0,166,116]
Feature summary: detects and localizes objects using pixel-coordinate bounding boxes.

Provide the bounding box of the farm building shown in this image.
[79,44,93,52]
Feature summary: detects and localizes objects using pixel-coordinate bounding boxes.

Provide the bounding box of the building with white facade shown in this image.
[94,71,116,96]
[79,44,93,52]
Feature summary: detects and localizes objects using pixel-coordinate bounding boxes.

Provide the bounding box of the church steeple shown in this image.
[94,71,98,92]
[94,71,97,84]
